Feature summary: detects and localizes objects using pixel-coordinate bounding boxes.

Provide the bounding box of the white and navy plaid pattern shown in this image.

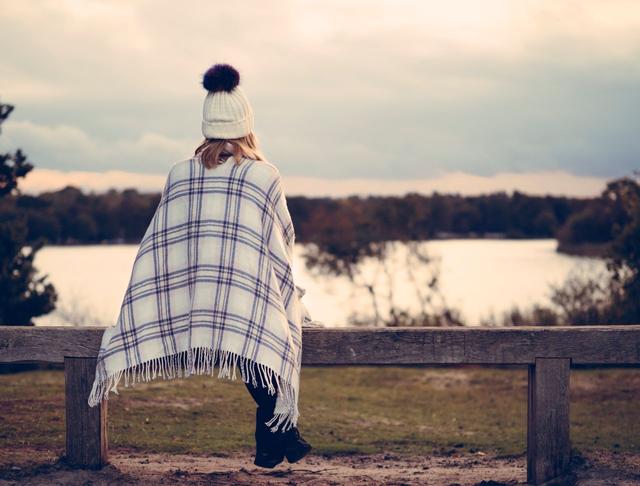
[88,155,311,432]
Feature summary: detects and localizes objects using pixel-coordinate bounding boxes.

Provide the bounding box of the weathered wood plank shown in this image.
[2,326,640,365]
[1,327,104,363]
[527,358,571,485]
[64,357,108,468]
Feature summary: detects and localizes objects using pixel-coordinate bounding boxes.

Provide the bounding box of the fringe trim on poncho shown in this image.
[88,346,299,433]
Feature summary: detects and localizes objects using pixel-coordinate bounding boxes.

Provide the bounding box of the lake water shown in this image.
[32,239,605,327]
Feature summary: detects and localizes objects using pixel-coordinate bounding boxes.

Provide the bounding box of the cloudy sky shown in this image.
[1,0,639,197]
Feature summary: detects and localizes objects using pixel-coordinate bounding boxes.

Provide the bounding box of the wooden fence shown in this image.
[2,325,640,485]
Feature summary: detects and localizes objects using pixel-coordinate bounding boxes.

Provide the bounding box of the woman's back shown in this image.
[165,153,296,273]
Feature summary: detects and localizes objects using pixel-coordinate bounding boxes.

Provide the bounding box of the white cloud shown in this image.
[21,168,167,194]
[0,120,197,173]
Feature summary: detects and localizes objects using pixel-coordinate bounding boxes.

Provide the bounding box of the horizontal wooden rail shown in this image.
[2,325,640,484]
[2,325,640,365]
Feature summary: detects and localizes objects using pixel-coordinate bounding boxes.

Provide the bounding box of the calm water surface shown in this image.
[33,240,605,327]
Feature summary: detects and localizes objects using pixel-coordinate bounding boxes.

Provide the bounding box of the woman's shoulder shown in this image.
[165,156,281,191]
[166,157,197,180]
[243,158,282,187]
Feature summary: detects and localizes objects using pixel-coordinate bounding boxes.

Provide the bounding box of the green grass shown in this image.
[1,366,638,459]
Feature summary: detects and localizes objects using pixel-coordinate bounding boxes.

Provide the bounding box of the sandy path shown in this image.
[1,448,640,485]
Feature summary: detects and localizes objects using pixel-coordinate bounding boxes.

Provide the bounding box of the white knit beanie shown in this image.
[201,64,254,139]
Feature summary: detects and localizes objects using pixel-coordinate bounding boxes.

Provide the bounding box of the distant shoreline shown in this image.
[36,236,609,258]
[555,241,611,258]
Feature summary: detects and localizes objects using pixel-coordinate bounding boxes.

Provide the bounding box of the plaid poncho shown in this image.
[88,154,315,432]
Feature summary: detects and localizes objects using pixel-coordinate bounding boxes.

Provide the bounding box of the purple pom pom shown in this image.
[202,64,240,93]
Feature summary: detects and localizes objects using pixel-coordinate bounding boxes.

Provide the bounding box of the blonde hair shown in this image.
[194,132,266,169]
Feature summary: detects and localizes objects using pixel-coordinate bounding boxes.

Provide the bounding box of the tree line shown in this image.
[0,182,630,254]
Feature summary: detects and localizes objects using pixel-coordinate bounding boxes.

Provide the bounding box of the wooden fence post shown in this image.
[527,357,571,485]
[64,357,108,468]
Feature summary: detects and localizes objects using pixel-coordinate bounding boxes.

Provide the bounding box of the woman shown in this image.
[88,63,317,469]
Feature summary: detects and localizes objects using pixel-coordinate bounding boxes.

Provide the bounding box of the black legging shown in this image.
[212,355,280,435]
[245,379,277,414]
[210,354,278,420]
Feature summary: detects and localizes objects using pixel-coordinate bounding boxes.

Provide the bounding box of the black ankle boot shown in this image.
[283,426,312,463]
[253,408,286,469]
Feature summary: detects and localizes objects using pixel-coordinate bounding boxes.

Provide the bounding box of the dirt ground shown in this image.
[1,447,640,485]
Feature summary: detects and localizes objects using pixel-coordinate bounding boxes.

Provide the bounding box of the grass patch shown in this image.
[1,365,638,460]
